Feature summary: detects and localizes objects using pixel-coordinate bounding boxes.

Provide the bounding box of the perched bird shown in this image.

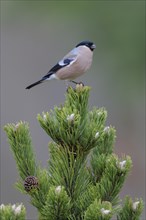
[25,40,96,89]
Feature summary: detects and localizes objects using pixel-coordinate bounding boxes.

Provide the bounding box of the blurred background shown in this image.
[1,1,145,219]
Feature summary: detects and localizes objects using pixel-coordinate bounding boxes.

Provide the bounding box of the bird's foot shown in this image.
[66,80,84,92]
[71,80,84,87]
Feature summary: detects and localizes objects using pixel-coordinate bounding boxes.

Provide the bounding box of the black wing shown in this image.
[25,58,76,89]
[42,58,75,80]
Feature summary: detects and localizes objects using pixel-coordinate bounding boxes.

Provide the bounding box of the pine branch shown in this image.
[84,199,118,220]
[48,142,90,217]
[4,122,37,179]
[41,186,71,220]
[4,85,144,219]
[4,122,50,213]
[29,169,50,212]
[96,154,132,205]
[117,196,144,220]
[0,203,26,220]
[37,86,108,155]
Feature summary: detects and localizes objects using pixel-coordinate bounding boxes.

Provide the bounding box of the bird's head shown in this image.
[76,41,96,51]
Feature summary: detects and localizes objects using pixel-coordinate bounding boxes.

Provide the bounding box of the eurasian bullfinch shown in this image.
[26,40,96,89]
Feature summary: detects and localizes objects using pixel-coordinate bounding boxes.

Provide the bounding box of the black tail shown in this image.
[25,80,44,89]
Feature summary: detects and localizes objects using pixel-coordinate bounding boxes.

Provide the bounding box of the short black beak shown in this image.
[91,44,96,50]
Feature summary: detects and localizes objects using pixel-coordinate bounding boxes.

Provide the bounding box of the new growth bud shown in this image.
[104,126,110,133]
[43,113,47,120]
[67,113,75,122]
[55,186,62,194]
[0,204,5,210]
[14,204,23,215]
[101,208,111,215]
[132,201,140,211]
[95,131,99,139]
[117,160,127,170]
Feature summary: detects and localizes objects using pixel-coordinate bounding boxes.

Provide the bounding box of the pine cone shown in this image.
[24,176,39,192]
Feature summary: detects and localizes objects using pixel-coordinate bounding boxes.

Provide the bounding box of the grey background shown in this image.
[1,1,145,219]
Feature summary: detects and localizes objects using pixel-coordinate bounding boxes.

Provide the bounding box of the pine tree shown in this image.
[4,85,144,219]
